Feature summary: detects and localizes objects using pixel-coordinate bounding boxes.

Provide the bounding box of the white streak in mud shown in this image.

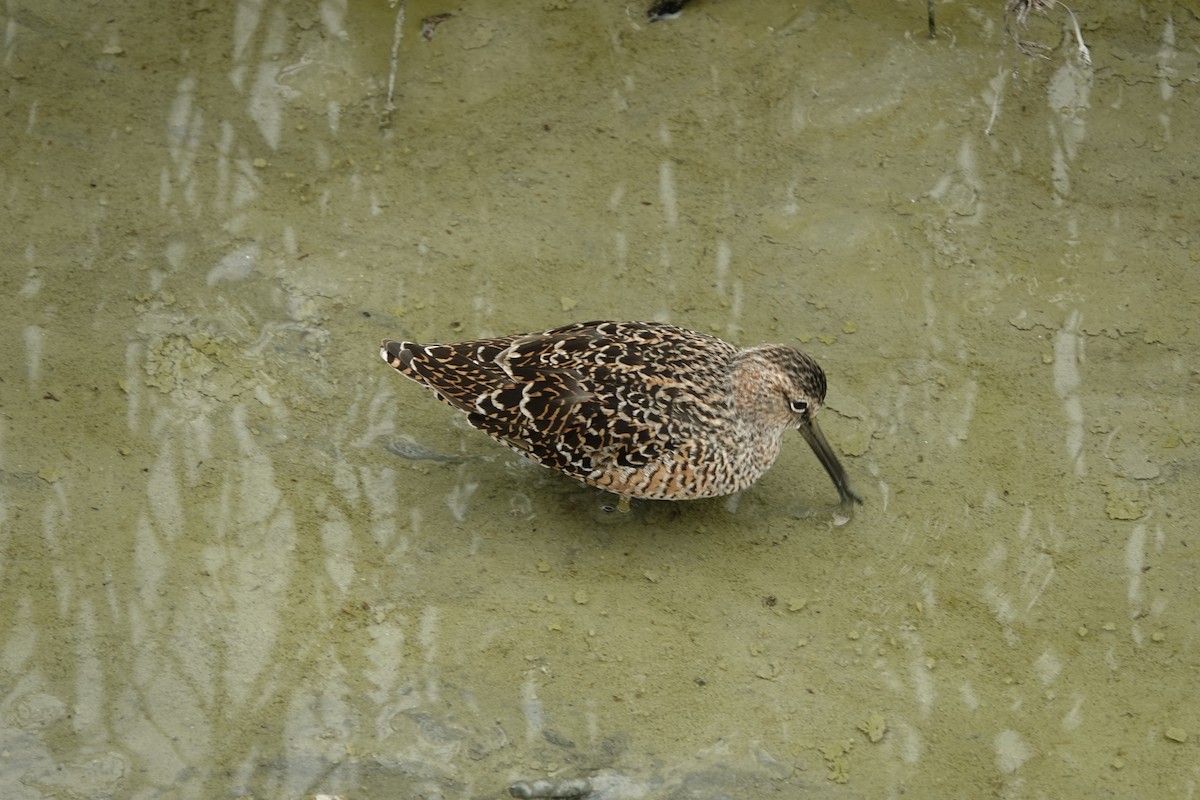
[327,100,340,136]
[69,599,108,743]
[659,160,678,227]
[163,76,202,212]
[1047,54,1093,201]
[728,280,743,330]
[446,478,477,523]
[608,183,624,209]
[366,621,406,708]
[221,404,296,709]
[146,439,183,542]
[319,0,348,39]
[247,8,293,149]
[356,465,400,552]
[714,239,731,296]
[420,605,440,703]
[1125,524,1145,609]
[1017,506,1056,615]
[522,675,544,743]
[1062,694,1084,732]
[319,498,355,594]
[960,683,980,712]
[955,136,983,223]
[125,342,142,433]
[232,0,260,62]
[1034,650,1061,686]
[946,379,977,448]
[207,243,258,285]
[23,324,42,385]
[1158,16,1176,103]
[20,243,41,298]
[902,629,936,716]
[995,729,1032,774]
[1052,312,1085,477]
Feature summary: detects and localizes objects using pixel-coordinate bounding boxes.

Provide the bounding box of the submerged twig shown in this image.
[1060,2,1092,66]
[420,12,453,41]
[509,778,593,799]
[382,0,406,127]
[1004,0,1091,66]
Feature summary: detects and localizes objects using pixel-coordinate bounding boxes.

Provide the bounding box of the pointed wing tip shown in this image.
[380,339,410,368]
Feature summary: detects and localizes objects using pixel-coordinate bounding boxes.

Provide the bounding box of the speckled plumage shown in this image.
[380,321,861,509]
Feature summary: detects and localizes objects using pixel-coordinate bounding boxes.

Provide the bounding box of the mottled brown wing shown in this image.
[382,322,738,482]
[498,321,734,383]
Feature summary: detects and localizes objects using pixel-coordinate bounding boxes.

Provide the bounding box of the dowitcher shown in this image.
[380,321,862,513]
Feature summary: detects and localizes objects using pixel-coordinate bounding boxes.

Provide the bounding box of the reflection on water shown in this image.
[1,1,1197,797]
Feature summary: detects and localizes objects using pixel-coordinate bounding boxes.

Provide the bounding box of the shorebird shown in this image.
[381,321,861,513]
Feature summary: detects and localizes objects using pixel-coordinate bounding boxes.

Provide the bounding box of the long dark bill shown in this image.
[798,417,863,511]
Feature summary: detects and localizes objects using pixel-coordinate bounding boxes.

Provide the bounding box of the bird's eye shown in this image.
[789,398,809,414]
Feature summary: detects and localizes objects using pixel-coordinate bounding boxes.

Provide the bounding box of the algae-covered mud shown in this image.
[1,1,1196,797]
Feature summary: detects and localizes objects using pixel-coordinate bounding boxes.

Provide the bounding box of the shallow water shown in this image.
[2,1,1197,797]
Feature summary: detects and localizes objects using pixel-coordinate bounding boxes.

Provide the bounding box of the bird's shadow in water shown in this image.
[558,487,856,531]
